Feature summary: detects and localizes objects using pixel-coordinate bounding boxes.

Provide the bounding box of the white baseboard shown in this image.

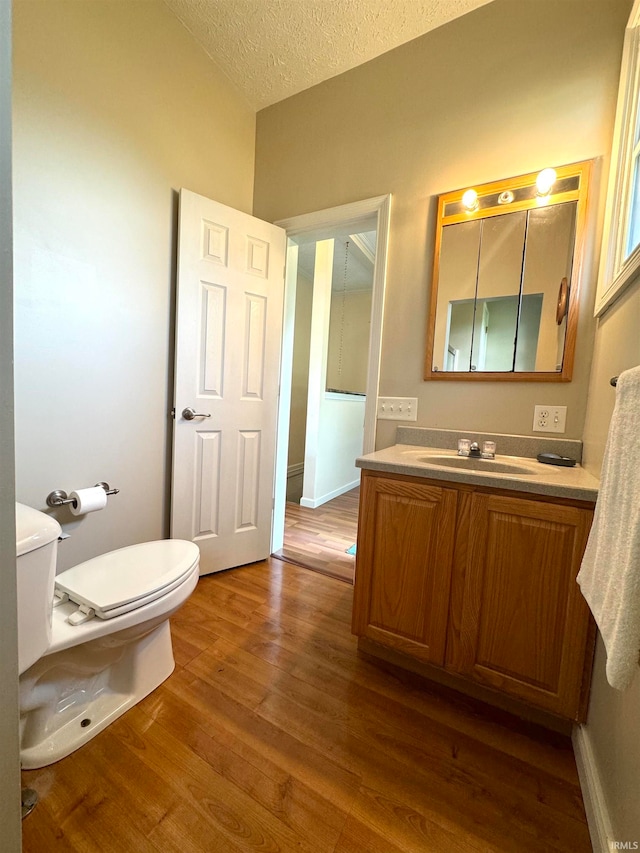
[573,724,614,853]
[300,478,360,509]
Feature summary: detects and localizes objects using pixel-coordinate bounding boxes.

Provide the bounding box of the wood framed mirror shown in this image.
[424,160,592,382]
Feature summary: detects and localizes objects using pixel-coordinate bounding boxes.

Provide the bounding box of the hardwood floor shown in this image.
[21,558,591,853]
[274,488,359,583]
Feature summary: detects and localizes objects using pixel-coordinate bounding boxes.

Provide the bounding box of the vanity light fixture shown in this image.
[536,167,557,196]
[462,189,479,212]
[498,190,515,205]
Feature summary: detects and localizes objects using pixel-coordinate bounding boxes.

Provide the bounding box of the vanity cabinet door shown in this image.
[455,493,594,720]
[352,472,458,666]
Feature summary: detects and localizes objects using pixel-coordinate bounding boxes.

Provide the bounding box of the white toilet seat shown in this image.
[55,540,200,621]
[45,558,199,656]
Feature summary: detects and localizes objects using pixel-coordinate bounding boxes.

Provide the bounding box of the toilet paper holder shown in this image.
[46,482,120,508]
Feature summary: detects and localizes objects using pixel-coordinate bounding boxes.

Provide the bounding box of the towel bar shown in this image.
[610,376,618,386]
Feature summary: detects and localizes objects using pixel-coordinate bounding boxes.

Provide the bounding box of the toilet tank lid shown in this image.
[15,503,62,557]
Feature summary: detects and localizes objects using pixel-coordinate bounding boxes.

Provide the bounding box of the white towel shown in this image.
[577,364,640,690]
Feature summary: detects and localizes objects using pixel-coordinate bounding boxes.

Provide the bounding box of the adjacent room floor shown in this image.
[273,488,359,583]
[21,557,591,853]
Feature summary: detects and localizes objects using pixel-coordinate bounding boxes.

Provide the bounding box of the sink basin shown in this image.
[414,455,537,476]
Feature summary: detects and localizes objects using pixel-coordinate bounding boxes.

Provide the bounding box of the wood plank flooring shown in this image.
[274,488,359,583]
[21,558,591,853]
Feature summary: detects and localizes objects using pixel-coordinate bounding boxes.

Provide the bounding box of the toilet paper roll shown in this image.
[69,486,108,516]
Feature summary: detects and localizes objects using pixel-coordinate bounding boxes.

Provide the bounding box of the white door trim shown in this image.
[271,194,391,553]
[271,243,299,559]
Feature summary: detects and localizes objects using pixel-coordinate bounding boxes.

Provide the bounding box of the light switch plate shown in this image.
[377,397,418,421]
[533,405,567,433]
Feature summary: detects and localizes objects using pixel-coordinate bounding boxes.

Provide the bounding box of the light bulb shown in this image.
[462,189,478,212]
[536,168,557,196]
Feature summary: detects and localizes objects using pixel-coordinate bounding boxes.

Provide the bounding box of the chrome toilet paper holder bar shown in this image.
[46,482,120,508]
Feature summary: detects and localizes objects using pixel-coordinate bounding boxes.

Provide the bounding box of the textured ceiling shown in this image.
[162,0,494,110]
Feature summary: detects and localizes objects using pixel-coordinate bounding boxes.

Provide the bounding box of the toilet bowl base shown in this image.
[20,619,175,769]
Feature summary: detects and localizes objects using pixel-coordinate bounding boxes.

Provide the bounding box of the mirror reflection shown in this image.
[425,161,591,381]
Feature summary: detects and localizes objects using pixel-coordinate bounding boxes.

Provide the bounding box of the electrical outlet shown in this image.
[377,397,418,421]
[533,405,567,433]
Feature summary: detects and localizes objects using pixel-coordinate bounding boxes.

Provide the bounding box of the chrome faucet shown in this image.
[458,438,497,459]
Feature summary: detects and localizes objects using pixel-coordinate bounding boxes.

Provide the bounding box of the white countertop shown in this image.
[356,444,599,502]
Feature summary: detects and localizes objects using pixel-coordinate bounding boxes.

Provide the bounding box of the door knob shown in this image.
[182,407,211,421]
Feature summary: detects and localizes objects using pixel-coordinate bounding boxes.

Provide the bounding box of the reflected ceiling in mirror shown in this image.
[424,161,592,382]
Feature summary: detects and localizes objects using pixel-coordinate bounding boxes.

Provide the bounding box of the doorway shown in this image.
[271,196,391,581]
[276,487,360,582]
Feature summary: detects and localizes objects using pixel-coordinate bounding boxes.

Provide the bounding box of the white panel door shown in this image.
[171,189,286,575]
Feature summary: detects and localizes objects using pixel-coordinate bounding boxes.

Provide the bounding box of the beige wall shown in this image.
[12,0,255,569]
[255,0,630,448]
[581,280,640,843]
[1,1,22,847]
[327,289,372,394]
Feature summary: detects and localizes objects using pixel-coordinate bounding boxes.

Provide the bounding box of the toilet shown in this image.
[15,502,200,769]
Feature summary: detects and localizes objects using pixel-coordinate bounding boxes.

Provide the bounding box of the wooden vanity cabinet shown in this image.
[351,474,459,665]
[352,470,595,722]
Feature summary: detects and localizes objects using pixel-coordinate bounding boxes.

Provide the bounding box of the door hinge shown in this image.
[170,407,176,419]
